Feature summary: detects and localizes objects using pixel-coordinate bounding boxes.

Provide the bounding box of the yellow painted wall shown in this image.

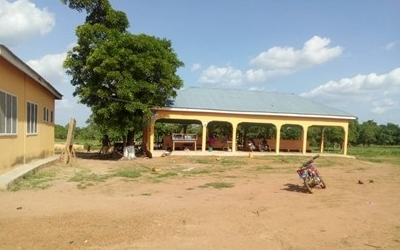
[0,57,56,174]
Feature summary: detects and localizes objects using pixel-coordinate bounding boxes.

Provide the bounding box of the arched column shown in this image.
[275,124,282,154]
[231,122,238,152]
[201,121,208,152]
[149,122,155,153]
[319,127,325,154]
[343,124,349,155]
[301,125,309,154]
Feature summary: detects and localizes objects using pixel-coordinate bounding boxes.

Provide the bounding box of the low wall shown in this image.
[54,144,85,152]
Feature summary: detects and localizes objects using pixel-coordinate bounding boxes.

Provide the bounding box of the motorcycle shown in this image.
[296,154,326,193]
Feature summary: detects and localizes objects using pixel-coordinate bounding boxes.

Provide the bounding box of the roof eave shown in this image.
[0,45,63,100]
[152,107,356,121]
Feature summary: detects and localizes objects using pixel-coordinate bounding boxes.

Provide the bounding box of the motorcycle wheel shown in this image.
[319,177,326,189]
[304,178,313,194]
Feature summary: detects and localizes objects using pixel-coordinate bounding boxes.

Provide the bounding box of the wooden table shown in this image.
[172,140,197,151]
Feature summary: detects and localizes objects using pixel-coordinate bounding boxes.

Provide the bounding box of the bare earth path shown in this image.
[1,154,399,250]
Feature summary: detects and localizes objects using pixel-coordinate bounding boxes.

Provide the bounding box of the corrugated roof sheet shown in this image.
[164,87,355,119]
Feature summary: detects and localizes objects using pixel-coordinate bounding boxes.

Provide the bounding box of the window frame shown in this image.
[0,90,18,135]
[27,101,38,134]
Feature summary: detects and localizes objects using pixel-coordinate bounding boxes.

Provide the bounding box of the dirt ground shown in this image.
[0,152,400,250]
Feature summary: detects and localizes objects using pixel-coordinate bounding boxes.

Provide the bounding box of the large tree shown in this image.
[61,0,184,144]
[358,120,378,146]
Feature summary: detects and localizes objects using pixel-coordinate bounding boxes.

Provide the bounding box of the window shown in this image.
[27,102,37,134]
[0,91,17,135]
[43,107,47,121]
[43,107,50,123]
[50,110,53,123]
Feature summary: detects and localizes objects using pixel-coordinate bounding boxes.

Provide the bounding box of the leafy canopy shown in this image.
[62,0,184,137]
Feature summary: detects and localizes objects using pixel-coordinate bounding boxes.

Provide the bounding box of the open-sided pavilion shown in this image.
[145,88,356,156]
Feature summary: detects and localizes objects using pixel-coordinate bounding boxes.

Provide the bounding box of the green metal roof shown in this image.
[161,87,355,119]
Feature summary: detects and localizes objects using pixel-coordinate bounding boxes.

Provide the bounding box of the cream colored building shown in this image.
[0,45,62,174]
[147,88,356,155]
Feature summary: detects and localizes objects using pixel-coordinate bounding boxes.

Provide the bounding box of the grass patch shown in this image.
[184,168,214,175]
[156,172,179,178]
[190,157,215,164]
[198,182,234,189]
[68,170,110,182]
[68,170,110,189]
[255,165,274,171]
[349,146,400,166]
[77,182,94,189]
[11,168,58,191]
[220,158,245,166]
[114,169,142,179]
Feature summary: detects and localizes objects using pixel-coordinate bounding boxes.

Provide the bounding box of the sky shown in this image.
[1,0,399,127]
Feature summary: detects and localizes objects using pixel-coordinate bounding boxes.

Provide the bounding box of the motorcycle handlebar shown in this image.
[301,154,320,167]
[312,154,320,160]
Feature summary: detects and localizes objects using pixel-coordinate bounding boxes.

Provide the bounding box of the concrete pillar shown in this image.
[202,122,208,152]
[275,124,282,154]
[231,123,237,153]
[343,125,349,156]
[319,127,325,154]
[301,125,308,154]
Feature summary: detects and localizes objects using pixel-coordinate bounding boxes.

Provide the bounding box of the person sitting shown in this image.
[248,138,256,152]
[100,134,111,155]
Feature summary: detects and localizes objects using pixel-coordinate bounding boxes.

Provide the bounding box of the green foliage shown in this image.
[358,120,378,146]
[153,123,202,143]
[55,124,67,140]
[281,125,302,140]
[62,0,183,141]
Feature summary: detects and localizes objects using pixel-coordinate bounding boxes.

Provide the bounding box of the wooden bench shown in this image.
[267,139,311,152]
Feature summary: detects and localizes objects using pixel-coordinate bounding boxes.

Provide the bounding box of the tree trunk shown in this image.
[126,130,135,146]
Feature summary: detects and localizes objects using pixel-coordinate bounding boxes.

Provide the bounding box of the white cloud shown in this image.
[191,63,202,72]
[301,67,400,122]
[384,41,397,51]
[27,52,68,85]
[0,0,55,46]
[371,99,397,115]
[198,36,343,86]
[56,98,73,109]
[250,36,343,71]
[198,65,243,87]
[26,50,91,126]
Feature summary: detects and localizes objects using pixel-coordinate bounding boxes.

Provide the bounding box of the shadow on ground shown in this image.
[282,183,309,193]
[75,152,122,161]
